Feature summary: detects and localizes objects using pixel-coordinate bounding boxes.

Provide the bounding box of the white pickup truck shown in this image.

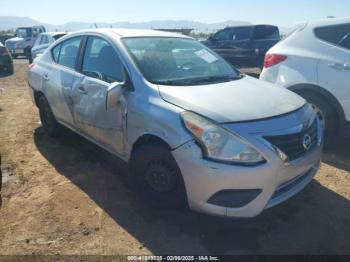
[5,26,45,61]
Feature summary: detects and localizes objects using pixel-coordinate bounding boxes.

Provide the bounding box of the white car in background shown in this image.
[260,17,350,142]
[30,32,67,63]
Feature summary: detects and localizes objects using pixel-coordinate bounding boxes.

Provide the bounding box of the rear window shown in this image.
[40,35,49,45]
[51,36,82,69]
[254,26,280,40]
[314,23,350,50]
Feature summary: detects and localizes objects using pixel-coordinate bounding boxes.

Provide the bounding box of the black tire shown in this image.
[8,65,13,75]
[129,141,188,209]
[28,54,33,64]
[38,95,61,137]
[25,47,31,60]
[300,92,338,140]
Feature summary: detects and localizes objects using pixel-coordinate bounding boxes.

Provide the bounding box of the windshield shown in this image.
[54,34,66,40]
[122,37,241,85]
[16,28,32,38]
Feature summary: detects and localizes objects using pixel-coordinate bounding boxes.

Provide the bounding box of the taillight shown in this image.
[1,48,10,57]
[264,54,287,68]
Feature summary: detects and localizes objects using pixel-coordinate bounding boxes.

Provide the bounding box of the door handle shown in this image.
[43,74,49,81]
[77,86,88,95]
[343,63,350,70]
[328,63,350,71]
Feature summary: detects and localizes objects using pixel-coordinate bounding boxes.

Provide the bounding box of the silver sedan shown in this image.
[30,32,66,63]
[28,29,323,218]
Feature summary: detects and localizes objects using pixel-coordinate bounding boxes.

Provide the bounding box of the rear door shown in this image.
[208,27,254,65]
[316,23,350,121]
[207,28,235,58]
[43,36,83,125]
[227,27,254,61]
[71,35,127,154]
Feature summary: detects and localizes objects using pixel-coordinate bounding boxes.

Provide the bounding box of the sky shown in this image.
[0,0,349,27]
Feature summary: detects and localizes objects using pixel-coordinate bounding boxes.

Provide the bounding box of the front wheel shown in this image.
[301,92,338,140]
[38,96,61,137]
[129,141,188,209]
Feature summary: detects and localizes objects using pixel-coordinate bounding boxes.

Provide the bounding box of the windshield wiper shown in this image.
[186,74,243,85]
[156,74,244,86]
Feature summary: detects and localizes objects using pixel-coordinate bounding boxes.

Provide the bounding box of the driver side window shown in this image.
[213,29,233,41]
[82,36,124,83]
[34,36,42,46]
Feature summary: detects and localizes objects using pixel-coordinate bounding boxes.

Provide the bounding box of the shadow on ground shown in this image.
[0,71,13,78]
[33,127,350,255]
[323,138,350,172]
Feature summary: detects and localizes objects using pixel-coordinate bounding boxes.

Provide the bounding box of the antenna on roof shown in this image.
[94,23,98,29]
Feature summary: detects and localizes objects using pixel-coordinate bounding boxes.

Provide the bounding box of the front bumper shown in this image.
[172,107,323,218]
[8,48,25,55]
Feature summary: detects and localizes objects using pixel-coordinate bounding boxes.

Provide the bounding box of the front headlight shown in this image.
[181,111,265,165]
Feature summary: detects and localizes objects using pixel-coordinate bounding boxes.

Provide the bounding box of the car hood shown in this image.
[6,37,24,44]
[158,76,306,123]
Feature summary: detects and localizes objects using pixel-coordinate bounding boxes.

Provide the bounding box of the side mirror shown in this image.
[106,82,124,110]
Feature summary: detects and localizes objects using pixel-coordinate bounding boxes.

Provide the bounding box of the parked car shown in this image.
[260,17,350,141]
[28,29,322,218]
[5,26,45,60]
[202,25,280,68]
[31,32,67,63]
[0,42,13,75]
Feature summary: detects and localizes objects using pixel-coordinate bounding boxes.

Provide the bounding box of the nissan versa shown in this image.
[28,29,323,218]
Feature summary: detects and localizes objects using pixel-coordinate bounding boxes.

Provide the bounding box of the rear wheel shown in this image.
[300,92,338,141]
[28,54,33,64]
[25,47,31,61]
[8,65,13,75]
[38,95,61,137]
[129,141,188,209]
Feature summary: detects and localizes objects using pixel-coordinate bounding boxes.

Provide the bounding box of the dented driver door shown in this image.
[70,35,129,155]
[71,73,127,155]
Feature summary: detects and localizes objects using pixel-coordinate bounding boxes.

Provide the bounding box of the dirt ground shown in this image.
[0,59,349,255]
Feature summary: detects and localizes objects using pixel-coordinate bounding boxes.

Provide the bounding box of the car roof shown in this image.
[70,28,192,39]
[40,32,67,36]
[226,24,278,29]
[305,17,350,28]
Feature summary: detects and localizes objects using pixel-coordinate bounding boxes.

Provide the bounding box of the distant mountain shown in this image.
[0,16,252,33]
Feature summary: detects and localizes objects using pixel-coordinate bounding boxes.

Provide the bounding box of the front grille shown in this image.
[264,120,318,161]
[271,169,311,200]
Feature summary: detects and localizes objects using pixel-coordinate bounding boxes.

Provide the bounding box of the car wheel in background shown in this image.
[301,92,338,141]
[8,65,14,75]
[25,47,32,62]
[28,54,33,64]
[38,95,62,137]
[130,141,188,209]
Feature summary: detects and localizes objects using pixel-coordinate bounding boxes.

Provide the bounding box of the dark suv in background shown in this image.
[0,42,13,75]
[203,25,280,68]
